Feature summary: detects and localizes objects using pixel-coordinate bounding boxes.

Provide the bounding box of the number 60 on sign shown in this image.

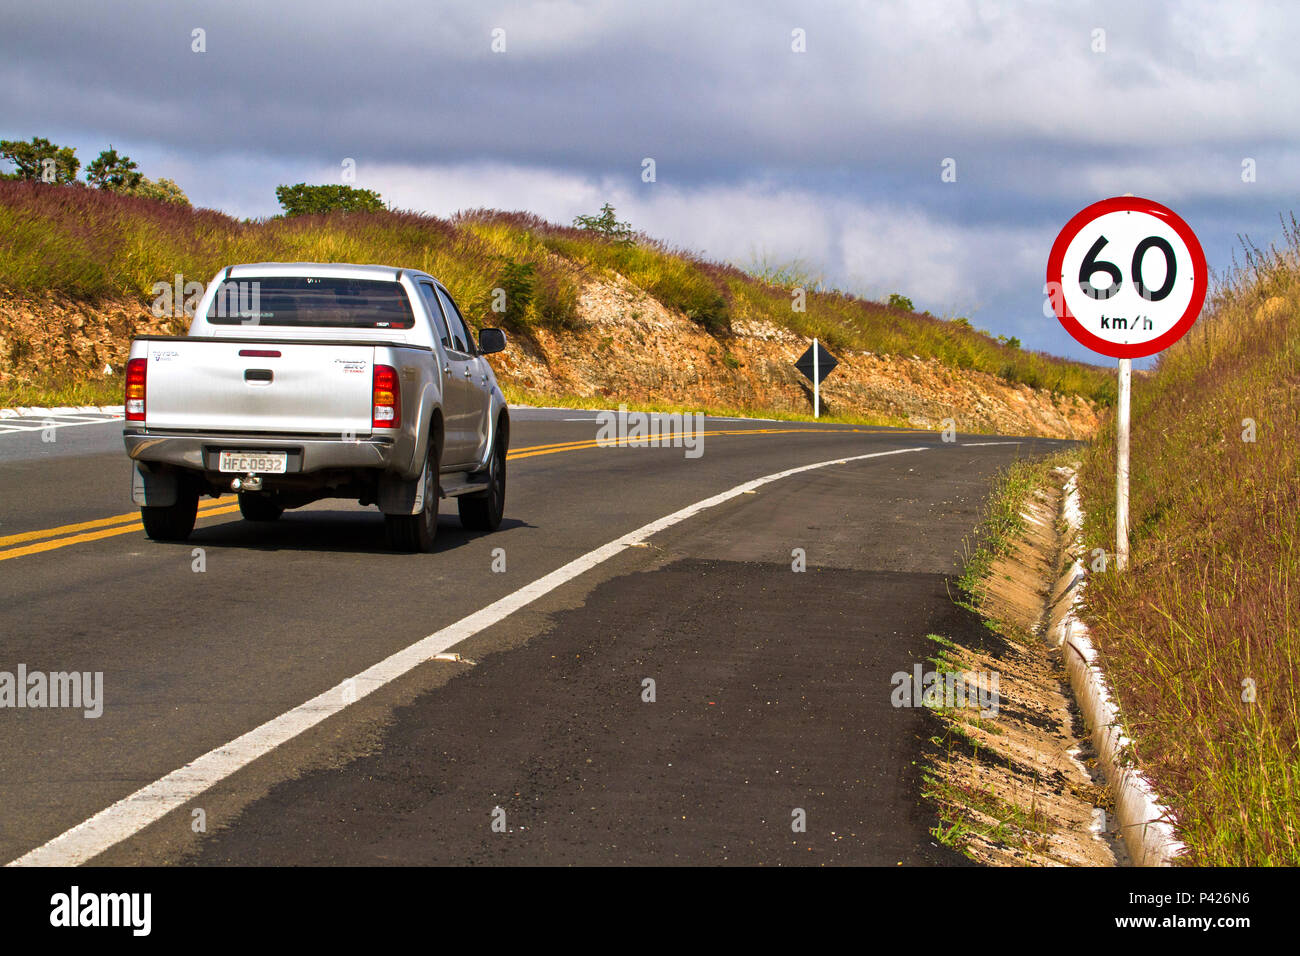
[1045,196,1207,360]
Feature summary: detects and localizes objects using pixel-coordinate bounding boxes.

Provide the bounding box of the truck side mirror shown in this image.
[478,328,507,354]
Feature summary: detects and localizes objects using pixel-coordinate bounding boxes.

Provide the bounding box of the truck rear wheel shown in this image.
[238,494,284,522]
[140,482,199,542]
[458,429,506,532]
[384,437,440,553]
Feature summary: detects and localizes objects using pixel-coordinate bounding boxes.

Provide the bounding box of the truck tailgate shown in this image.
[142,339,376,434]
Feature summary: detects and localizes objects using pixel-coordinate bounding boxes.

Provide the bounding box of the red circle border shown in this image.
[1046,196,1208,359]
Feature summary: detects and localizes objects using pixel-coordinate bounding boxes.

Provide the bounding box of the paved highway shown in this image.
[0,408,1067,865]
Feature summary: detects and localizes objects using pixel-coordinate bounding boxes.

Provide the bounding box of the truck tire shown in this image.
[385,436,440,553]
[238,494,284,522]
[140,481,199,542]
[458,428,507,531]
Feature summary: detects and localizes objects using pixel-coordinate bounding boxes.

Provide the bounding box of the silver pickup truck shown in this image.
[123,262,509,552]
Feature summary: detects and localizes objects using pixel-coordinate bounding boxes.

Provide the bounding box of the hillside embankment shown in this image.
[0,282,1098,437]
[0,182,1107,434]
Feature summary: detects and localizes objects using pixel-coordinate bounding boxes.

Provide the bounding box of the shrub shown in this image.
[492,259,534,327]
[572,203,634,243]
[125,176,189,205]
[275,183,385,216]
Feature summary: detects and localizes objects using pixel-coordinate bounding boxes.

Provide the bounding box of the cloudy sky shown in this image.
[4,0,1298,363]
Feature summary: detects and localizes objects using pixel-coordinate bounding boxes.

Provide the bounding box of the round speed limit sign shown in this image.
[1046,196,1207,358]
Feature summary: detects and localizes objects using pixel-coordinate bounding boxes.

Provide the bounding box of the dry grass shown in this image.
[1077,214,1300,865]
[0,181,1114,405]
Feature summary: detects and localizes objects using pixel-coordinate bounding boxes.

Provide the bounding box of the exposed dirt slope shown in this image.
[1,278,1098,438]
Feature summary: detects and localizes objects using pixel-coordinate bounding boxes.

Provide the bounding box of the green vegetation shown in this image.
[1076,216,1300,865]
[924,774,1054,858]
[723,264,1111,400]
[1,137,80,184]
[572,202,634,243]
[0,136,185,204]
[275,183,386,217]
[0,180,1113,404]
[123,176,189,205]
[86,147,142,191]
[747,253,825,292]
[955,451,1071,602]
[1,137,189,205]
[0,371,124,409]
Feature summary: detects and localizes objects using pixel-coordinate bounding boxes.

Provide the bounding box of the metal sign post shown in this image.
[1047,195,1206,573]
[794,340,838,419]
[1115,357,1131,570]
[813,339,820,419]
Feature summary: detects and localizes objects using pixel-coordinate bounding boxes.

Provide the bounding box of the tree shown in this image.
[887,293,914,312]
[0,136,80,183]
[275,183,385,216]
[86,147,143,190]
[573,203,634,243]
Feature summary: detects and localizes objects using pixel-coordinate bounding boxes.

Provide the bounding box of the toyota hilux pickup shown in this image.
[122,262,509,552]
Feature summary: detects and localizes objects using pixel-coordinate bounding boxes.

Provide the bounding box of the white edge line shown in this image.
[0,418,124,437]
[0,405,124,418]
[8,444,929,867]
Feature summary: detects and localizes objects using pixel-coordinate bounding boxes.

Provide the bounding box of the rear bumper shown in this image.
[124,428,399,474]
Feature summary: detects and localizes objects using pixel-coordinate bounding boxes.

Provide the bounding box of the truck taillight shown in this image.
[372,364,401,429]
[125,358,147,421]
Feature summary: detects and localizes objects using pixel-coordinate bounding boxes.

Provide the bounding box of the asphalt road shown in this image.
[0,408,1068,865]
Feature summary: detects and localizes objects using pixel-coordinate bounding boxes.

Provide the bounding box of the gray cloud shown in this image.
[3,0,1298,362]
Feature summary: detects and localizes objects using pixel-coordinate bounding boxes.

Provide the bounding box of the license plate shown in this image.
[218,451,288,474]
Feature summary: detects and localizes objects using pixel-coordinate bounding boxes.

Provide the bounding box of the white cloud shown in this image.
[315,158,1056,330]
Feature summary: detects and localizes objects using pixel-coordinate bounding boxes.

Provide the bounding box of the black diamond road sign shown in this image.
[794,342,838,384]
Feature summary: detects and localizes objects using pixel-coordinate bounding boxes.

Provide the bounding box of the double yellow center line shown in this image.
[0,501,243,562]
[0,426,915,562]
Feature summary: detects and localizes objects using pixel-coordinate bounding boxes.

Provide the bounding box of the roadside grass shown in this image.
[0,372,122,409]
[924,772,1055,857]
[955,450,1074,605]
[1075,216,1300,865]
[0,181,1114,404]
[922,451,1075,862]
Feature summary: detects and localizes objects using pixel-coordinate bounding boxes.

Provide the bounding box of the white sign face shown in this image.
[1047,197,1207,359]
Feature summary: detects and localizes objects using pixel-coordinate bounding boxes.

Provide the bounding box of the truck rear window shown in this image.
[206,277,415,329]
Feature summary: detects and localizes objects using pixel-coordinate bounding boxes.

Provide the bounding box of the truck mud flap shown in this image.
[131,464,180,507]
[378,470,427,515]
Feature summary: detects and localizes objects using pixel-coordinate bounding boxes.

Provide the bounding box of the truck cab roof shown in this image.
[224,262,441,285]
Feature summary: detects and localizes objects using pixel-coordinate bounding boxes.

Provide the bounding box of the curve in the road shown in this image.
[8,445,929,867]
